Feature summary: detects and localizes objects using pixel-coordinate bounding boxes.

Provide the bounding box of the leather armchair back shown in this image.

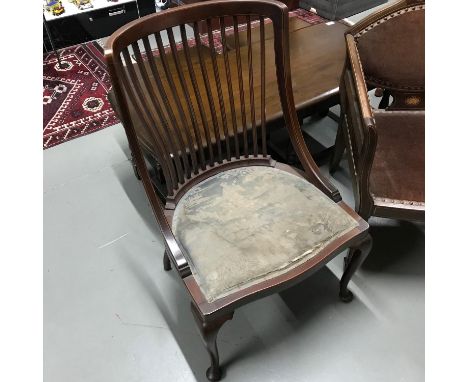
[349,0,425,109]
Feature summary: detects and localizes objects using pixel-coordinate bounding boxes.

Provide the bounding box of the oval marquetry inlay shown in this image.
[405,96,421,106]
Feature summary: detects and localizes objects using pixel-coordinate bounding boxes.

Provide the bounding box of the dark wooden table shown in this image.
[109,17,349,191]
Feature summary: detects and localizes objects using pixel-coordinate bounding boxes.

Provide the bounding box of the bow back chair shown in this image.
[329,0,425,222]
[105,1,371,380]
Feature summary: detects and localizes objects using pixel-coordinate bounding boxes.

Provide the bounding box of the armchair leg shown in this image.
[163,251,172,271]
[191,303,234,381]
[329,113,346,173]
[130,151,141,181]
[340,234,372,303]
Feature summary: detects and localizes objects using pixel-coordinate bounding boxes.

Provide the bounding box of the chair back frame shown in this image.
[104,0,341,279]
[348,0,425,111]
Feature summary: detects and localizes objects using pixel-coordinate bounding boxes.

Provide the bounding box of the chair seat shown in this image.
[370,110,425,205]
[172,166,359,302]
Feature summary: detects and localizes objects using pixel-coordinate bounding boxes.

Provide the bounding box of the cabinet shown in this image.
[298,0,387,20]
[43,0,141,49]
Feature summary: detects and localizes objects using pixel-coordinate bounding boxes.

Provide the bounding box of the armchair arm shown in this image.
[275,9,341,202]
[345,34,374,128]
[344,34,378,216]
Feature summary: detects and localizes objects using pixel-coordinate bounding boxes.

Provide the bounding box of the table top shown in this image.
[109,18,348,152]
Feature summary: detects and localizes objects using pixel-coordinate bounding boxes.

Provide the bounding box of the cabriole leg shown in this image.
[163,251,171,271]
[340,234,372,303]
[190,303,233,381]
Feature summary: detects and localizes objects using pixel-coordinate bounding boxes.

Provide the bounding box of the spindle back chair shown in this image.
[105,1,371,380]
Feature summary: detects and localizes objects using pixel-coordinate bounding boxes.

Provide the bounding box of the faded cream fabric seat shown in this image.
[172,166,359,302]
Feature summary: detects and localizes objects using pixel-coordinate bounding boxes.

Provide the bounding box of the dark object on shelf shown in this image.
[329,0,425,222]
[299,0,387,20]
[138,0,157,16]
[105,1,371,380]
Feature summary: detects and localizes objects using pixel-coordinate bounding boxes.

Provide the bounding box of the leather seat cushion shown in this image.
[370,110,425,204]
[172,166,358,302]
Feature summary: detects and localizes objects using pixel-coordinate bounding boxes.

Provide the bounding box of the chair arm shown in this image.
[345,34,375,129]
[286,117,342,202]
[344,34,378,215]
[276,16,342,202]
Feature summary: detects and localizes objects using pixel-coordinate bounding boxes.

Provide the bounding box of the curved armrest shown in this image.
[344,34,378,211]
[286,115,342,202]
[275,14,341,202]
[345,34,374,129]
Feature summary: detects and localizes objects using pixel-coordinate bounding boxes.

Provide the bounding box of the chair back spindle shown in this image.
[106,5,277,199]
[105,0,336,205]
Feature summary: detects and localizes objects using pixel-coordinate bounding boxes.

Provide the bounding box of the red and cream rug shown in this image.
[43,9,326,149]
[43,41,119,149]
[141,8,325,58]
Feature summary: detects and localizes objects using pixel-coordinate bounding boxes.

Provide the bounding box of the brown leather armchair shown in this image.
[329,0,425,222]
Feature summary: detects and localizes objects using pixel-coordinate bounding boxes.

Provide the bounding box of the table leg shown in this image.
[43,14,65,69]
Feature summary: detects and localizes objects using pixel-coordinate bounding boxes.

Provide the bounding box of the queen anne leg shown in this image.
[190,303,234,381]
[163,251,172,271]
[340,233,372,303]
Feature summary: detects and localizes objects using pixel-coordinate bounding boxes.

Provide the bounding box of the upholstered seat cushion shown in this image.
[172,166,359,302]
[370,110,425,204]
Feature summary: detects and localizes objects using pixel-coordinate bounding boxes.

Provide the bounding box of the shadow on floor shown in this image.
[362,220,425,276]
[115,148,423,380]
[115,167,162,237]
[121,246,370,381]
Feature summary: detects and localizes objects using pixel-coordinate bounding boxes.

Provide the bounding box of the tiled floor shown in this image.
[44,2,423,381]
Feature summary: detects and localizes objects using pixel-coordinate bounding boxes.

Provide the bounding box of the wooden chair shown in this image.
[329,0,425,222]
[105,1,371,380]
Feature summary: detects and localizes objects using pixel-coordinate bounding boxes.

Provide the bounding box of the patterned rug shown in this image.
[43,41,119,149]
[141,9,325,58]
[43,9,325,149]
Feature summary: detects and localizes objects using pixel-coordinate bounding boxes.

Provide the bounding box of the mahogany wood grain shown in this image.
[104,2,369,379]
[109,19,348,166]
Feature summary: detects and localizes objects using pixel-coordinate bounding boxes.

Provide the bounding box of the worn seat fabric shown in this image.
[370,110,425,204]
[172,166,359,302]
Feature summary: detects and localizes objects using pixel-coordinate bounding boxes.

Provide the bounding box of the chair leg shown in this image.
[163,251,172,271]
[378,89,391,109]
[340,233,372,303]
[191,303,234,381]
[318,107,329,118]
[329,113,346,173]
[130,151,141,181]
